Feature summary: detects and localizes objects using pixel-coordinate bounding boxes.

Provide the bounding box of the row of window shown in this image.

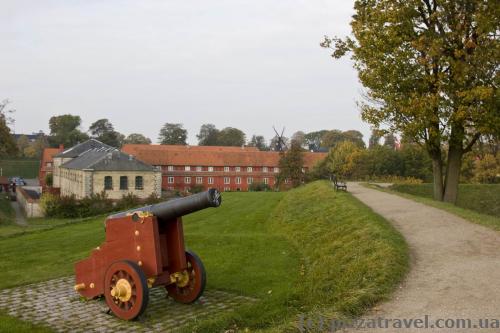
[104,176,144,190]
[167,166,280,173]
[167,176,271,185]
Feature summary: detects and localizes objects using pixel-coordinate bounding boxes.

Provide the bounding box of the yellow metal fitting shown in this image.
[110,279,132,302]
[135,230,139,236]
[74,283,86,291]
[90,283,95,289]
[170,271,190,288]
[138,260,143,266]
[147,277,155,288]
[136,245,141,251]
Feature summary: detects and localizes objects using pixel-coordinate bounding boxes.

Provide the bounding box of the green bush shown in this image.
[248,182,271,191]
[115,193,141,211]
[44,173,53,187]
[40,193,63,217]
[189,185,205,194]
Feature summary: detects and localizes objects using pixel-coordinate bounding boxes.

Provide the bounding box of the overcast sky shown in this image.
[1,0,368,145]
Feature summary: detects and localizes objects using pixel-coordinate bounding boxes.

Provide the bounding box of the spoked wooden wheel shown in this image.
[166,250,206,303]
[104,260,149,320]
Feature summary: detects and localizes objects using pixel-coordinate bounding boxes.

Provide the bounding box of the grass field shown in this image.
[0,181,409,332]
[0,159,40,178]
[391,183,500,217]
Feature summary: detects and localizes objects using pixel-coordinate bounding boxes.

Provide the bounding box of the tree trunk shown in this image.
[443,146,463,204]
[431,156,444,201]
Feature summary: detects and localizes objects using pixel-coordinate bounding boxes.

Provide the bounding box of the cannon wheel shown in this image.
[167,250,206,303]
[104,260,149,320]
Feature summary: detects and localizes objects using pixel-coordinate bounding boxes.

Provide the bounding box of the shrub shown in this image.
[189,185,205,194]
[79,192,113,217]
[248,182,270,191]
[44,173,53,187]
[115,193,141,211]
[40,193,60,217]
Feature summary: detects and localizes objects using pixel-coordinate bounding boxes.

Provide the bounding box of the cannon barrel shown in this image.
[108,189,222,221]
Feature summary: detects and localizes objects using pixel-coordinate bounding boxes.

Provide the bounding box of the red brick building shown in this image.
[122,144,327,192]
[39,145,64,188]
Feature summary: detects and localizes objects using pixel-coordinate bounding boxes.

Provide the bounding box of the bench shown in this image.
[331,176,347,191]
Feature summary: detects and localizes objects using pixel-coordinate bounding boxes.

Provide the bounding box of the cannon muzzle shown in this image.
[108,189,222,221]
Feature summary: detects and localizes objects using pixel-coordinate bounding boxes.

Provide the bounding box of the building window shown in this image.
[235,166,241,172]
[302,168,305,173]
[208,177,214,185]
[247,177,253,184]
[247,166,253,172]
[224,187,230,192]
[263,166,268,173]
[185,166,191,171]
[104,176,113,190]
[224,177,230,184]
[208,166,214,172]
[185,187,190,192]
[185,177,191,184]
[196,166,202,172]
[274,167,279,173]
[167,165,174,171]
[224,166,230,172]
[120,176,128,190]
[135,176,144,190]
[168,176,174,184]
[263,177,269,185]
[235,177,241,184]
[285,178,290,184]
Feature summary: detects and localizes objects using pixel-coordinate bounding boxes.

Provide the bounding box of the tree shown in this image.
[248,135,269,151]
[291,131,306,148]
[197,124,219,146]
[369,130,381,149]
[88,119,123,147]
[473,153,500,184]
[49,114,88,148]
[304,130,328,151]
[326,141,362,178]
[24,136,48,158]
[270,134,289,151]
[16,135,30,157]
[277,141,305,188]
[383,133,397,150]
[0,100,18,157]
[158,123,187,145]
[323,0,500,203]
[217,127,246,146]
[342,130,366,149]
[123,133,152,144]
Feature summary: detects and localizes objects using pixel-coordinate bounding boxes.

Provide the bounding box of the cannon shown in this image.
[74,189,222,320]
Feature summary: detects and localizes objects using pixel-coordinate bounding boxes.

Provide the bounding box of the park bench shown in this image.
[331,175,347,191]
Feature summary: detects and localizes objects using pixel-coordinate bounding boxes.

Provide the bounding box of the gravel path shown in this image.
[342,183,500,332]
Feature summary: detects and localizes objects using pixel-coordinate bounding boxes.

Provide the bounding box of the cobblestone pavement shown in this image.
[0,277,257,332]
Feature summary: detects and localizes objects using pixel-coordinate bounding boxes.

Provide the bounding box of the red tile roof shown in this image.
[121,144,326,168]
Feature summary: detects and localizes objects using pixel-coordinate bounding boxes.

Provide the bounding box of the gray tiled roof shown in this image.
[54,139,114,158]
[61,149,156,171]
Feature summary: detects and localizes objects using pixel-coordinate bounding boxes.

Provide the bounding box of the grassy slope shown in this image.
[0,159,40,178]
[0,183,409,332]
[391,183,500,217]
[374,184,500,232]
[0,196,14,226]
[186,181,408,332]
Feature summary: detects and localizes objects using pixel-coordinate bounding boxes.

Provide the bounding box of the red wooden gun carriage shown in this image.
[74,189,222,320]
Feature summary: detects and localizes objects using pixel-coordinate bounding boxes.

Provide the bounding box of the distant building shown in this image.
[12,131,46,142]
[52,139,161,199]
[39,145,64,188]
[122,144,327,192]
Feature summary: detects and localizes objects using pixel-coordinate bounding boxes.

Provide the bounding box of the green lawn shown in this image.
[0,159,40,178]
[0,181,409,332]
[391,183,500,217]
